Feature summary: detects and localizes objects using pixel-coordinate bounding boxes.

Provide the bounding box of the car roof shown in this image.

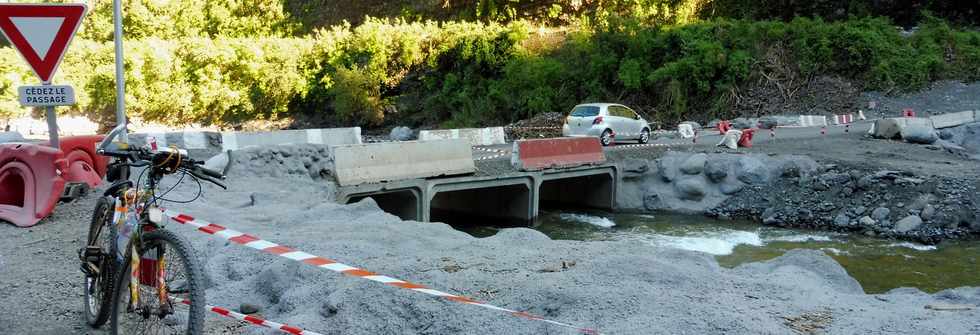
[574,103,627,109]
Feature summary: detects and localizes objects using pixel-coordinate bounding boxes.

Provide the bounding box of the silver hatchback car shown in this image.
[561,103,651,146]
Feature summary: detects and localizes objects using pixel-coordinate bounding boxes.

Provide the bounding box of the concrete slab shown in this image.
[799,115,828,127]
[419,127,505,146]
[511,137,605,171]
[331,139,475,186]
[930,111,976,129]
[221,128,361,150]
[872,117,934,139]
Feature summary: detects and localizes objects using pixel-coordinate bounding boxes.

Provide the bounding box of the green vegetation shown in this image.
[1,1,979,128]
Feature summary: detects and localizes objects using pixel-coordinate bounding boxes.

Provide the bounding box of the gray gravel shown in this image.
[4,144,979,334]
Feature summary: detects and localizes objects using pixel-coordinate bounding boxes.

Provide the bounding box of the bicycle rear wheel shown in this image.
[110,228,205,335]
[82,196,117,327]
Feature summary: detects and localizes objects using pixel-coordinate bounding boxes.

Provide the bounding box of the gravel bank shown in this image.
[2,145,979,334]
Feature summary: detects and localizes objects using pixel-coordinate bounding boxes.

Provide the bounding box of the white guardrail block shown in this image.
[331,139,475,186]
[929,111,977,129]
[418,127,506,146]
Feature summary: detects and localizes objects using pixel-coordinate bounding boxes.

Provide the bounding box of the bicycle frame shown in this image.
[109,165,170,314]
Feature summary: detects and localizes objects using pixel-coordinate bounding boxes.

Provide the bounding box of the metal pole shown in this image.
[44,94,58,147]
[112,0,127,143]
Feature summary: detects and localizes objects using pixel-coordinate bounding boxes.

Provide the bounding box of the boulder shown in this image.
[901,124,938,144]
[872,117,933,139]
[656,158,677,182]
[894,215,923,233]
[733,118,754,129]
[674,178,707,201]
[704,157,731,183]
[719,182,743,195]
[736,156,770,185]
[834,212,850,227]
[679,153,707,175]
[920,204,936,221]
[871,207,890,222]
[389,126,415,141]
[620,159,649,179]
[859,216,875,226]
[758,117,778,129]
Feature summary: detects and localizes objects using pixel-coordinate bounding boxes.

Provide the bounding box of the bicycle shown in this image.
[79,140,227,334]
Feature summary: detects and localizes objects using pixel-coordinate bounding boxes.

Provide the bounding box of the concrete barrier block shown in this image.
[221,127,361,150]
[331,139,475,186]
[872,117,934,139]
[930,111,976,129]
[799,115,828,127]
[511,137,606,171]
[419,127,505,146]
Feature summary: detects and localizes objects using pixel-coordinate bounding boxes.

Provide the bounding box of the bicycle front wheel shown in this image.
[110,228,206,335]
[83,196,117,327]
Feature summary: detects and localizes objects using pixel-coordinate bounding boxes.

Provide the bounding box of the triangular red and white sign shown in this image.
[0,3,87,83]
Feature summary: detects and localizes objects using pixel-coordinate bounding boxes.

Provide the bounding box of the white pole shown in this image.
[112,0,127,143]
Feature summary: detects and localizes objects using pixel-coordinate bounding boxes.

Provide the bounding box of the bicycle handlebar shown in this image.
[98,146,227,189]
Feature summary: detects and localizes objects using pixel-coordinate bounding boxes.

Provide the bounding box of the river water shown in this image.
[455,211,979,294]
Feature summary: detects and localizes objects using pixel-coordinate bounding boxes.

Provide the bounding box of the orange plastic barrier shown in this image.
[738,129,755,148]
[718,120,731,135]
[0,143,67,227]
[54,135,107,188]
[511,137,606,171]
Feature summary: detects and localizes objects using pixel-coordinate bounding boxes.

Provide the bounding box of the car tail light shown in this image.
[592,116,603,125]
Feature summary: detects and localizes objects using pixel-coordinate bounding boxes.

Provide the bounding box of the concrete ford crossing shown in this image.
[331,139,476,186]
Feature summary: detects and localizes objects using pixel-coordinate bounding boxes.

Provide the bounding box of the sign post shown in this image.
[0,3,87,148]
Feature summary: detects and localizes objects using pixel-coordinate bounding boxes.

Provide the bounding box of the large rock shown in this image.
[894,215,923,233]
[834,212,851,227]
[680,154,707,175]
[719,182,743,195]
[920,204,936,221]
[656,157,678,182]
[389,126,415,141]
[674,178,707,201]
[621,159,650,179]
[733,118,754,129]
[736,156,770,185]
[901,124,938,144]
[704,157,731,183]
[758,117,778,129]
[872,117,933,139]
[871,207,890,222]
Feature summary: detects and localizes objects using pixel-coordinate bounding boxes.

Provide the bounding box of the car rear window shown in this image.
[570,106,599,117]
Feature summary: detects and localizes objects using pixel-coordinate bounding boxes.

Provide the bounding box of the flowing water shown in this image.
[454,211,980,294]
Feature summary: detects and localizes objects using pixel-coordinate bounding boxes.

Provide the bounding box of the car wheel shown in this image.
[639,128,650,144]
[600,129,613,146]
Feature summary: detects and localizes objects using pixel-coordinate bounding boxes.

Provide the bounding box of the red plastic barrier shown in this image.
[52,135,106,188]
[0,143,67,227]
[718,120,731,135]
[512,137,606,171]
[903,108,915,118]
[738,129,755,148]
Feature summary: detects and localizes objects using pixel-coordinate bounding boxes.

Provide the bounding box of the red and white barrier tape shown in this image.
[171,296,323,335]
[161,209,601,334]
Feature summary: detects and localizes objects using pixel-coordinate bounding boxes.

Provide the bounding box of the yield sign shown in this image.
[0,4,87,83]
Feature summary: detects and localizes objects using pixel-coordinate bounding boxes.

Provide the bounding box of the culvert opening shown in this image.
[0,171,25,207]
[431,184,531,231]
[539,173,614,211]
[348,189,419,221]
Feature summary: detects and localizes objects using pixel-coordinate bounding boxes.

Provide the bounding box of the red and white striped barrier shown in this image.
[160,209,601,334]
[832,114,854,125]
[172,296,323,335]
